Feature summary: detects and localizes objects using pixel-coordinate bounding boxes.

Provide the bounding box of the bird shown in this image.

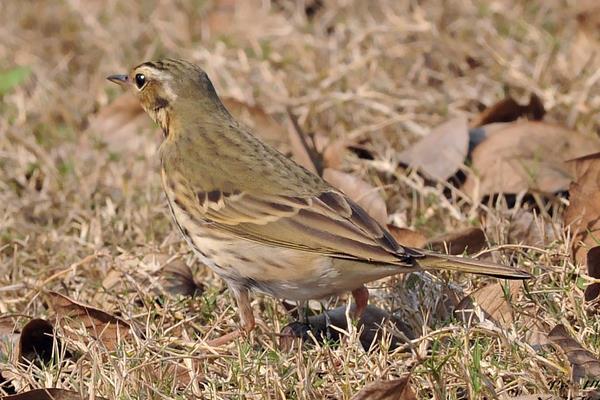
[107,58,531,345]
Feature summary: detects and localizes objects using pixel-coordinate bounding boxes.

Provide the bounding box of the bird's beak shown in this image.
[106,74,129,87]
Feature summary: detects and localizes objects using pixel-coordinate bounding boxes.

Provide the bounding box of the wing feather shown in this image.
[191,188,414,265]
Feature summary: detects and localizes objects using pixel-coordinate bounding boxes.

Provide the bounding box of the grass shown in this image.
[1,0,599,398]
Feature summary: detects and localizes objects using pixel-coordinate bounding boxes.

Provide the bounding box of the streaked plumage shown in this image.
[108,58,530,344]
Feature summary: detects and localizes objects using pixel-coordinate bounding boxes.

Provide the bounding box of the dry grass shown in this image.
[1,0,599,399]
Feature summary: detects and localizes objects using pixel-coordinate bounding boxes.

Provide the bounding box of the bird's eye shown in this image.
[134,73,146,89]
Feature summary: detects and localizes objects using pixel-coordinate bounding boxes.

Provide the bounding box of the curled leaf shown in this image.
[18,319,54,365]
[564,152,600,266]
[470,93,544,128]
[350,374,416,400]
[463,122,600,201]
[426,227,486,255]
[45,291,131,351]
[548,324,600,381]
[398,116,469,181]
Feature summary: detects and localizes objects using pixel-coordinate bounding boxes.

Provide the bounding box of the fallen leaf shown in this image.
[455,281,522,326]
[564,152,600,266]
[45,291,131,351]
[279,304,415,353]
[463,122,600,201]
[398,116,469,181]
[455,281,548,346]
[584,247,600,302]
[350,374,417,400]
[508,210,558,247]
[157,257,205,298]
[222,97,289,152]
[387,226,427,248]
[87,92,155,153]
[569,28,598,77]
[0,388,105,400]
[17,319,54,365]
[322,136,350,170]
[548,324,600,382]
[470,93,545,128]
[426,227,486,255]
[323,168,388,226]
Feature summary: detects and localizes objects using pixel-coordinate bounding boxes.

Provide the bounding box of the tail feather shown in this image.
[414,250,531,280]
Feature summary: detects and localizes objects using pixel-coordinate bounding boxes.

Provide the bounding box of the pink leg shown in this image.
[351,285,369,319]
[207,286,255,347]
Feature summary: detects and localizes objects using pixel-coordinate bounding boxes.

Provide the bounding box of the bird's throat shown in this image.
[153,106,171,138]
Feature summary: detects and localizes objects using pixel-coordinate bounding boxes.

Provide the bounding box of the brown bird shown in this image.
[108,58,530,345]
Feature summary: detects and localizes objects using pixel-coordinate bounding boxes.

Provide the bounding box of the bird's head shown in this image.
[107,58,227,137]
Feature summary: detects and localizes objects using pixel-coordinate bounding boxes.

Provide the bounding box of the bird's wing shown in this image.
[194,188,419,265]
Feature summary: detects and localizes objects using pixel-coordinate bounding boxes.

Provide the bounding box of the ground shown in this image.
[1,1,599,399]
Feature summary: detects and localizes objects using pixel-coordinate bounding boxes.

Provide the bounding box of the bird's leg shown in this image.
[297,300,309,323]
[206,286,255,347]
[351,285,369,319]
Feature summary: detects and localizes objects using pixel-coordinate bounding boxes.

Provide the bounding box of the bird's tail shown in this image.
[414,250,531,279]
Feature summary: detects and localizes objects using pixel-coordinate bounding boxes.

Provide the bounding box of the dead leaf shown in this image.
[45,291,130,351]
[157,257,205,298]
[584,247,600,302]
[87,92,155,153]
[463,122,600,201]
[0,388,105,400]
[18,319,54,365]
[548,324,600,382]
[387,225,427,248]
[455,281,548,346]
[564,152,600,266]
[398,116,469,181]
[322,136,350,170]
[222,97,289,152]
[323,168,388,226]
[508,210,558,247]
[279,304,415,353]
[455,281,522,326]
[350,374,416,400]
[470,93,545,128]
[426,227,486,255]
[570,28,598,77]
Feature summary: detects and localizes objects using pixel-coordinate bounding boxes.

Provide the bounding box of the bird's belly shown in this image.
[166,198,355,300]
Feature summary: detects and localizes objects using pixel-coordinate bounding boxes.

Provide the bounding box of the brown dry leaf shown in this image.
[426,227,486,255]
[548,324,600,381]
[387,225,427,248]
[584,247,600,302]
[455,281,522,326]
[570,28,598,77]
[0,388,105,400]
[17,319,54,365]
[350,374,416,400]
[45,291,130,351]
[470,93,545,128]
[222,97,289,152]
[323,168,388,226]
[279,304,415,353]
[203,0,289,43]
[87,92,155,153]
[463,122,600,201]
[398,116,469,181]
[508,210,558,247]
[157,257,205,298]
[564,152,600,266]
[322,136,350,170]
